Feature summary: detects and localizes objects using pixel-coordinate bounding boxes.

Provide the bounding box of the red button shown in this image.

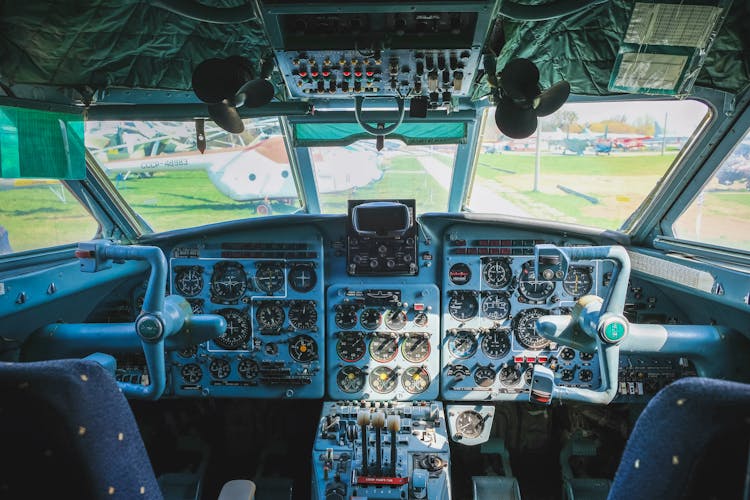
[298,71,307,77]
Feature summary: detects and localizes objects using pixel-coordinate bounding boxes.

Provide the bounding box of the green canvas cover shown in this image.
[293,122,466,147]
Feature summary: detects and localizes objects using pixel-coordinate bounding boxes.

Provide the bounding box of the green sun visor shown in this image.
[0,105,85,179]
[293,122,466,147]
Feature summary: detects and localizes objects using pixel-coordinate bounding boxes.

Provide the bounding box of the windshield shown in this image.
[467,100,710,229]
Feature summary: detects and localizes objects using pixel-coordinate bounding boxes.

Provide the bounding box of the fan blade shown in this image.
[495,97,538,139]
[235,79,275,108]
[500,58,540,101]
[534,80,571,117]
[208,101,244,134]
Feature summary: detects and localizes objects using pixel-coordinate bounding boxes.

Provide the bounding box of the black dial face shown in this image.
[174,267,204,297]
[474,365,497,387]
[413,312,429,327]
[448,263,472,285]
[289,334,318,362]
[335,304,358,329]
[563,267,593,297]
[178,345,198,358]
[369,366,397,394]
[337,366,366,394]
[481,329,511,358]
[448,330,478,358]
[402,366,431,394]
[561,368,575,382]
[209,358,231,379]
[288,300,318,330]
[360,308,382,330]
[210,262,247,302]
[482,259,512,289]
[336,331,367,362]
[255,301,285,333]
[237,358,259,380]
[499,364,522,386]
[385,309,408,330]
[518,260,555,302]
[448,292,478,321]
[481,293,511,321]
[369,333,399,363]
[560,347,575,361]
[579,369,593,383]
[448,364,471,379]
[512,308,550,350]
[181,363,202,384]
[288,264,317,293]
[455,410,484,439]
[402,333,431,363]
[254,263,285,294]
[214,308,251,349]
[187,299,204,314]
[580,351,594,362]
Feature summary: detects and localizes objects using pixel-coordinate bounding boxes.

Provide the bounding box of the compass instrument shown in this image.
[512,308,550,350]
[254,263,285,294]
[210,261,247,302]
[214,308,251,350]
[174,266,204,296]
[482,259,512,289]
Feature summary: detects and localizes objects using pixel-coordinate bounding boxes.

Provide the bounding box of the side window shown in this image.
[672,132,750,250]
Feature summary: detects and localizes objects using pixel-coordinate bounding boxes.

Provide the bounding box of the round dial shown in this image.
[402,366,431,394]
[448,330,478,358]
[337,366,366,394]
[369,333,399,363]
[580,351,595,362]
[385,309,408,330]
[210,262,247,302]
[448,292,479,322]
[181,363,202,384]
[369,366,397,394]
[579,369,593,383]
[288,264,317,293]
[209,358,231,379]
[481,329,511,358]
[336,331,367,362]
[499,364,522,386]
[561,368,575,382]
[474,365,497,387]
[512,308,550,350]
[448,364,471,379]
[481,293,511,321]
[255,301,285,333]
[254,263,284,294]
[237,358,259,380]
[289,334,318,362]
[563,267,593,297]
[482,259,512,289]
[402,333,431,363]
[455,410,484,439]
[288,300,318,330]
[413,312,429,327]
[187,299,204,314]
[518,260,555,302]
[174,267,204,297]
[448,263,472,285]
[214,308,251,350]
[335,304,358,329]
[178,345,198,358]
[560,347,576,361]
[360,308,382,330]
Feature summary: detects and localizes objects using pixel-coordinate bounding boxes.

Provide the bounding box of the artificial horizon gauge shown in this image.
[518,260,555,302]
[334,304,358,329]
[254,263,285,294]
[481,293,511,321]
[385,309,408,330]
[448,291,478,321]
[181,363,202,384]
[369,366,398,393]
[209,358,231,379]
[455,410,484,439]
[482,259,512,289]
[563,266,593,297]
[473,365,496,387]
[448,330,478,358]
[289,334,318,362]
[288,263,317,293]
[289,300,318,330]
[402,333,431,363]
[237,358,259,380]
[336,331,367,362]
[174,266,204,296]
[337,365,366,393]
[210,261,247,302]
[255,301,285,333]
[402,366,431,394]
[370,332,399,362]
[360,308,382,330]
[481,328,511,358]
[213,308,251,349]
[512,307,550,350]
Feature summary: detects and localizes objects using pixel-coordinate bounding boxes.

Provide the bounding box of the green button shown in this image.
[604,322,625,342]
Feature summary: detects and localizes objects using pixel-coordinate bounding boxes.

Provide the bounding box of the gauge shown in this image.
[580,351,594,362]
[481,329,511,358]
[335,304,358,329]
[210,261,247,302]
[561,368,575,382]
[369,366,397,394]
[255,301,285,333]
[560,347,575,361]
[254,263,285,294]
[481,293,511,321]
[289,334,318,362]
[413,312,429,327]
[336,331,367,362]
[499,364,522,386]
[448,292,478,321]
[369,333,399,363]
[178,345,198,358]
[448,330,478,358]
[563,267,593,297]
[337,366,366,394]
[447,364,471,379]
[474,365,497,387]
[181,363,202,384]
[448,263,472,285]
[209,358,231,379]
[385,309,407,330]
[518,260,555,302]
[288,300,318,330]
[360,308,382,330]
[512,308,550,350]
[237,358,259,380]
[174,266,204,297]
[455,410,484,439]
[482,259,512,289]
[187,299,204,314]
[579,369,593,382]
[288,264,317,293]
[402,333,431,363]
[214,308,251,349]
[402,366,431,394]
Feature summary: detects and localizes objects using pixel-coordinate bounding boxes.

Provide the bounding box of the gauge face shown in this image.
[579,351,594,362]
[518,260,555,302]
[447,364,471,379]
[181,363,202,384]
[448,330,478,358]
[255,301,285,333]
[579,369,593,383]
[254,263,285,294]
[288,300,318,330]
[481,329,511,358]
[336,331,367,362]
[369,366,397,394]
[178,345,198,358]
[360,308,382,330]
[237,358,259,380]
[289,334,318,362]
[482,259,512,289]
[214,308,251,349]
[209,358,231,379]
[369,333,399,363]
[187,299,204,314]
[210,262,247,302]
[448,263,472,285]
[474,365,497,387]
[413,312,429,327]
[288,264,317,293]
[561,368,575,382]
[385,309,408,330]
[563,267,593,297]
[499,364,522,386]
[481,293,511,321]
[402,333,431,363]
[455,410,484,439]
[512,308,550,350]
[337,366,366,394]
[448,292,478,321]
[402,366,431,394]
[560,347,575,361]
[174,267,204,297]
[335,304,358,329]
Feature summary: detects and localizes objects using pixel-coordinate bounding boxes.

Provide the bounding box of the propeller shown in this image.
[494,58,570,139]
[192,56,274,134]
